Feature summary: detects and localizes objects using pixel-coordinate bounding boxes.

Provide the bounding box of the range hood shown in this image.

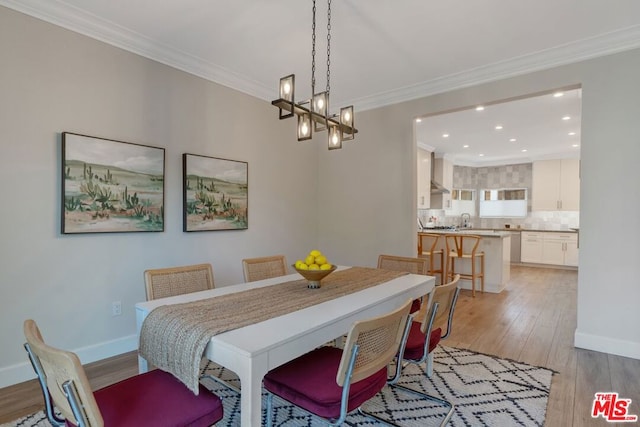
[430,152,450,194]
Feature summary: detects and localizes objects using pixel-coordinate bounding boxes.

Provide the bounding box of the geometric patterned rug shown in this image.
[1,346,554,427]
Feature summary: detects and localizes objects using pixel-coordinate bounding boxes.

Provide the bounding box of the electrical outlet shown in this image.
[112,301,122,317]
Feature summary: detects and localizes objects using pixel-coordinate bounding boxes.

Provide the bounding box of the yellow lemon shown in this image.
[297,263,309,270]
[308,264,320,270]
[295,260,305,269]
[305,255,315,265]
[315,255,327,265]
[309,249,322,258]
[320,263,332,270]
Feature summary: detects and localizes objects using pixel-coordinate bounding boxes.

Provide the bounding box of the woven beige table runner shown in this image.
[139,266,407,393]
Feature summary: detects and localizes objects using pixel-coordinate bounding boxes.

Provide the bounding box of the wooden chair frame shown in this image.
[241,255,288,283]
[445,234,485,296]
[417,232,445,285]
[144,263,214,301]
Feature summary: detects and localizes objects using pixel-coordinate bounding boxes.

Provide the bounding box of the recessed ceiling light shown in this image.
[495,125,503,130]
[476,106,485,111]
[509,138,517,142]
[521,149,528,152]
[415,118,422,123]
[553,92,564,97]
[442,133,449,138]
[572,144,580,148]
[463,145,469,148]
[479,153,485,157]
[562,116,571,121]
[568,132,576,136]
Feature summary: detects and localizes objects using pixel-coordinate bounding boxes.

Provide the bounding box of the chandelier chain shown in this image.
[326,0,331,94]
[311,0,316,96]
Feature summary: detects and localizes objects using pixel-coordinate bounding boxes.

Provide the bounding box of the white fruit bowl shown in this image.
[292,264,337,289]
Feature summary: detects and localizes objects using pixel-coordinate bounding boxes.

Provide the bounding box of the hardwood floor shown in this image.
[1,265,638,425]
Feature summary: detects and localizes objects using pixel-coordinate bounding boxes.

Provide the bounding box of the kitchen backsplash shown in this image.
[418,162,579,231]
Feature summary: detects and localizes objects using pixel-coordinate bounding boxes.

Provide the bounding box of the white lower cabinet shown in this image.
[521,232,544,263]
[521,232,578,266]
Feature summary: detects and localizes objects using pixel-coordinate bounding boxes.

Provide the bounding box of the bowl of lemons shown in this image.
[293,250,337,289]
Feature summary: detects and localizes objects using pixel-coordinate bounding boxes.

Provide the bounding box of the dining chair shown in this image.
[263,300,413,427]
[445,234,485,296]
[417,232,445,285]
[387,275,462,426]
[377,254,428,313]
[144,263,214,301]
[241,255,288,282]
[143,263,238,393]
[23,319,223,427]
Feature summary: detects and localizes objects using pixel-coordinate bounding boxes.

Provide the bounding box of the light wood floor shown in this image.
[1,265,639,426]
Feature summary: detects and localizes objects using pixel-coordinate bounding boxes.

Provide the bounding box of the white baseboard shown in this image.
[574,330,640,360]
[0,334,138,389]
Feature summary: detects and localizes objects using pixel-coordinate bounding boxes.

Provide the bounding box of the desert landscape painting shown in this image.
[62,132,165,233]
[183,153,248,231]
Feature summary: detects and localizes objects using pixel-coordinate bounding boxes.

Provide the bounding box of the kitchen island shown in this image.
[419,229,511,293]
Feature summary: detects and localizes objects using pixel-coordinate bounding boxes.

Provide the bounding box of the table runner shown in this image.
[139,266,408,393]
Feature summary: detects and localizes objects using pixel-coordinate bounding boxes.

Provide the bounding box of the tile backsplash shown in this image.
[419,162,579,231]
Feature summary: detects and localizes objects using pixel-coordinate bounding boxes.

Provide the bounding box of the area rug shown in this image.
[1,346,554,427]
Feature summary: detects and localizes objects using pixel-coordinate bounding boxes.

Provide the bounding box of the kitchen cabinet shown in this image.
[521,231,544,263]
[542,233,578,266]
[532,159,580,211]
[417,148,431,208]
[521,231,578,266]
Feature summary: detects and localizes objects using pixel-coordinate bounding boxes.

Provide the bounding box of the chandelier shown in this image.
[271,0,357,150]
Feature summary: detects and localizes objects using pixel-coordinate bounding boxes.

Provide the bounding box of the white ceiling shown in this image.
[417,88,582,166]
[3,0,640,165]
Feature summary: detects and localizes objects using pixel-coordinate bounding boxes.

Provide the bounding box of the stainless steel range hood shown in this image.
[430,152,450,194]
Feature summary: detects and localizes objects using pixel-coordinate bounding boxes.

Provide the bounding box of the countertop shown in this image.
[419,227,578,236]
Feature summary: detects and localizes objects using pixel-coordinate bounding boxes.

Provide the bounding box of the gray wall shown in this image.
[0,7,319,386]
[317,50,640,361]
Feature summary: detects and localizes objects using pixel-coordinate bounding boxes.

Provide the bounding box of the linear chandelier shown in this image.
[271,0,357,150]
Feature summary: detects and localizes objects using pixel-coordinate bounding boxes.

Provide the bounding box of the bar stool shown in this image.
[445,234,485,297]
[417,232,444,285]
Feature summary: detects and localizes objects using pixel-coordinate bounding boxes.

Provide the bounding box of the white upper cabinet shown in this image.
[532,159,580,211]
[417,148,431,208]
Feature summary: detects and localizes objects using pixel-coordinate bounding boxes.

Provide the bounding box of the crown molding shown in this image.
[349,24,640,111]
[0,0,273,100]
[3,0,640,111]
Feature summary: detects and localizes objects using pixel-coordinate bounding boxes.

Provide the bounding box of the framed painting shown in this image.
[183,153,248,231]
[61,132,165,234]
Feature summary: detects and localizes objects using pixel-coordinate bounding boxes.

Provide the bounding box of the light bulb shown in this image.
[301,122,309,136]
[331,133,339,145]
[343,111,351,122]
[283,83,291,95]
[317,98,324,109]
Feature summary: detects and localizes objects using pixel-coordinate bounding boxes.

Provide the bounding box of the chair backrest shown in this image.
[144,263,214,300]
[337,299,412,386]
[416,274,461,336]
[242,255,288,282]
[23,319,102,427]
[418,233,441,256]
[377,254,428,275]
[445,234,482,257]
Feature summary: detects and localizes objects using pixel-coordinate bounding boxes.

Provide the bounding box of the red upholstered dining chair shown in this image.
[377,254,428,313]
[23,319,223,427]
[263,300,413,427]
[387,274,462,426]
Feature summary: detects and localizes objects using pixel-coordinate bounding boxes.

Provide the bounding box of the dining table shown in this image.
[135,265,434,427]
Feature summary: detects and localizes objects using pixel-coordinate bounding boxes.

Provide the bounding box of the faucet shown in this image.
[460,213,471,229]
